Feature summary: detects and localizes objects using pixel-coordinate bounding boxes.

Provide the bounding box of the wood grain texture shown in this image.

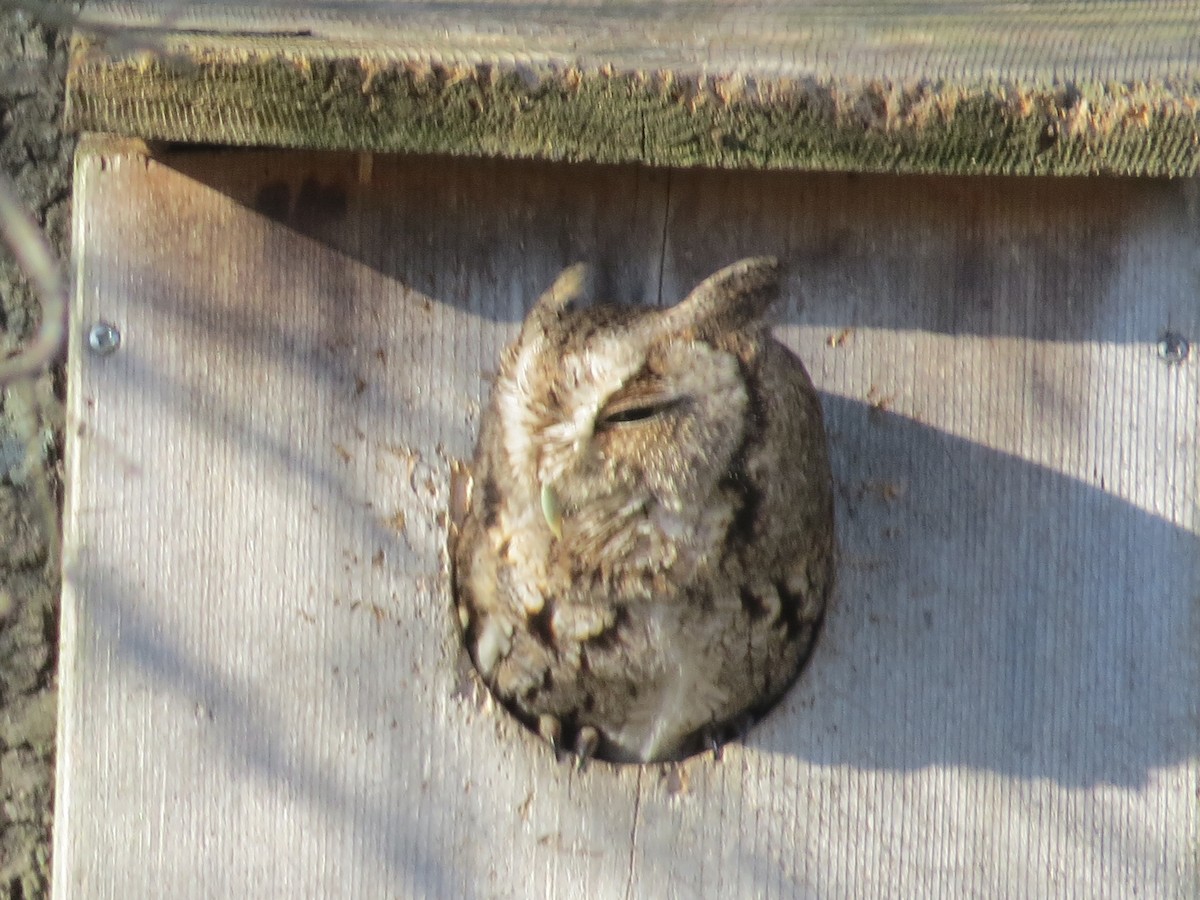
[58,138,1199,897]
[66,1,1200,175]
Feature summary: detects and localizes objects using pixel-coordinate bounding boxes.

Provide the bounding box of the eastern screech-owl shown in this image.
[450,258,835,764]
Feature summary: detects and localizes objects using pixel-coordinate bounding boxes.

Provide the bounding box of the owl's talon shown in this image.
[704,712,756,762]
[707,732,725,762]
[538,714,563,760]
[574,726,600,770]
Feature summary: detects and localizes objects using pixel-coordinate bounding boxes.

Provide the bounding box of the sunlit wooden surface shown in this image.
[56,138,1199,897]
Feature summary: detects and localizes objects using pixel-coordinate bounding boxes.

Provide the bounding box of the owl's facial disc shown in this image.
[539,386,685,538]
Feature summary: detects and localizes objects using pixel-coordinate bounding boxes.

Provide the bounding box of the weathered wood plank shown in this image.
[66,1,1200,175]
[58,138,1199,897]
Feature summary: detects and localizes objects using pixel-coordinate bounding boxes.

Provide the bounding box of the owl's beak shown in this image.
[540,481,563,539]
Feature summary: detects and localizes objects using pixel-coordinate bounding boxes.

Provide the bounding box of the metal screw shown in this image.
[87,321,121,356]
[1156,331,1189,365]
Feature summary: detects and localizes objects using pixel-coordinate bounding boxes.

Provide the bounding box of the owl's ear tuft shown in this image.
[660,257,781,339]
[518,264,592,347]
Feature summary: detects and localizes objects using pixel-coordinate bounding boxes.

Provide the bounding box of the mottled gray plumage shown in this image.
[450,258,835,764]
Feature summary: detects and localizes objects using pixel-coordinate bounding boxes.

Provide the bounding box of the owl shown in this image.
[450,258,835,765]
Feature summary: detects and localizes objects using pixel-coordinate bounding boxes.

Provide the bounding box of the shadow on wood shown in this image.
[768,394,1198,788]
[162,149,1196,345]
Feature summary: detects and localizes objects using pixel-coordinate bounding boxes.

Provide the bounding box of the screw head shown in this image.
[87,321,121,356]
[1156,331,1189,365]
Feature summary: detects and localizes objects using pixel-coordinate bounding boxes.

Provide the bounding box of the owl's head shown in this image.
[492,257,782,573]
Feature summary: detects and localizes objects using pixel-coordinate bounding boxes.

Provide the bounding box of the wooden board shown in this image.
[58,138,1199,897]
[66,1,1200,175]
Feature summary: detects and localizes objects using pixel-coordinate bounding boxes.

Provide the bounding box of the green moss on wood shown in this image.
[66,41,1200,176]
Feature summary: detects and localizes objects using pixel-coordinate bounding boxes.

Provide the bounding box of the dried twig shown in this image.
[0,171,67,384]
[0,103,69,575]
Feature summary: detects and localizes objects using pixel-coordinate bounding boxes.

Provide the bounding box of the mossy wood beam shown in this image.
[67,2,1200,175]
